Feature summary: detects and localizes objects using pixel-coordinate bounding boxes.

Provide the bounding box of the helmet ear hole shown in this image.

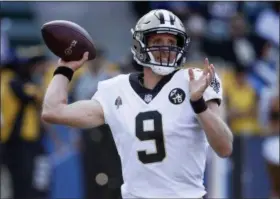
[133,40,140,51]
[177,35,184,48]
[133,39,149,62]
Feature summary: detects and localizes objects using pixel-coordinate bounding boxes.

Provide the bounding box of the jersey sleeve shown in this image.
[204,72,223,105]
[91,81,109,124]
[185,68,223,105]
[91,74,126,125]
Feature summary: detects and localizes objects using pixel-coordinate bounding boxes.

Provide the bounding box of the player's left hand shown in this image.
[188,58,215,101]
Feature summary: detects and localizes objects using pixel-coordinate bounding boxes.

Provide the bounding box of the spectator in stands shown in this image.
[1,45,51,199]
[222,65,261,199]
[224,65,261,135]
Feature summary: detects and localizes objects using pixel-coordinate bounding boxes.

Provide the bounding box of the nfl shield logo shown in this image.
[144,94,153,103]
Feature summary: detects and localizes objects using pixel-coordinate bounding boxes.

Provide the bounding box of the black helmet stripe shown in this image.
[169,14,175,25]
[158,12,165,24]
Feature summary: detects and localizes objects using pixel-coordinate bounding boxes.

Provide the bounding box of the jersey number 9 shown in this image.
[135,111,166,164]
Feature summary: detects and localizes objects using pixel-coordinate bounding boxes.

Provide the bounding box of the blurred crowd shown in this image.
[1,2,279,199]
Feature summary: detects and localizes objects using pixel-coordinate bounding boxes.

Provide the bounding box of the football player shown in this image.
[42,9,233,199]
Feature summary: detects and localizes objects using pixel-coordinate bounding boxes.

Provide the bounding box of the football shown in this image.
[41,20,96,62]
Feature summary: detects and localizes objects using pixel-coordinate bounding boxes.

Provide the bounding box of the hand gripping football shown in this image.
[41,20,96,61]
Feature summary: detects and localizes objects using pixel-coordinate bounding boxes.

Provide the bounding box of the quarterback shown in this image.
[42,9,233,199]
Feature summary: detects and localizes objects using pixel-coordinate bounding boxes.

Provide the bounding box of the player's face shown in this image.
[147,33,177,64]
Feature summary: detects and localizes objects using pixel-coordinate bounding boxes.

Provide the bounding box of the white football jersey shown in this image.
[92,68,223,198]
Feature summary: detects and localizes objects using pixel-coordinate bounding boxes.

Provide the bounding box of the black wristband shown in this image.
[190,97,208,114]
[53,66,74,81]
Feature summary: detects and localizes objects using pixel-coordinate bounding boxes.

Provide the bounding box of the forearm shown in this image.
[42,75,69,113]
[41,53,104,127]
[197,108,233,157]
[41,73,105,127]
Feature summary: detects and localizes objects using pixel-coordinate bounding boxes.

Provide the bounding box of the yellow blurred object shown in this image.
[21,103,40,141]
[1,69,18,142]
[1,69,41,142]
[222,71,261,135]
[23,83,43,103]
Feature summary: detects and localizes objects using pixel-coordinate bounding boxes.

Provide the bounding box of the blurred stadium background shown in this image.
[1,1,279,199]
